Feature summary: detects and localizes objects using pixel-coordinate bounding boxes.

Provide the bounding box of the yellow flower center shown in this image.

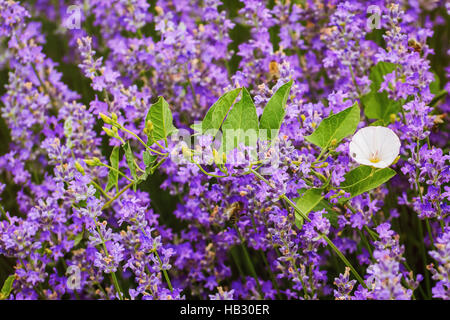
[369,150,381,163]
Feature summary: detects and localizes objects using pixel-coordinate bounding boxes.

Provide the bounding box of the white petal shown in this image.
[377,127,401,164]
[349,126,401,168]
[349,127,373,161]
[370,159,390,168]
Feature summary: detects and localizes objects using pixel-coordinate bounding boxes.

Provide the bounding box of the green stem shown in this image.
[0,205,10,222]
[154,250,173,292]
[101,182,134,210]
[94,220,124,300]
[118,125,167,156]
[91,180,113,200]
[417,217,431,298]
[425,218,435,249]
[230,248,246,281]
[235,226,263,298]
[249,169,367,289]
[185,64,200,109]
[250,211,282,299]
[139,227,173,292]
[358,229,374,259]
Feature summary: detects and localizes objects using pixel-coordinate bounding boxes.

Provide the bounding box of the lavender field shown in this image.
[0,0,449,301]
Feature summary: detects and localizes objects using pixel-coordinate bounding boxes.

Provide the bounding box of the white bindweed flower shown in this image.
[349,126,401,168]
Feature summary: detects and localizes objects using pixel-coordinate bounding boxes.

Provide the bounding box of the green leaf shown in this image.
[143,150,158,176]
[429,73,448,107]
[430,89,448,107]
[105,146,120,192]
[222,88,259,152]
[430,72,440,95]
[143,151,157,168]
[123,142,137,190]
[259,80,293,141]
[200,88,242,137]
[190,122,202,132]
[0,275,15,300]
[73,231,84,247]
[296,188,324,215]
[314,200,339,229]
[145,97,176,145]
[305,102,360,150]
[339,165,396,199]
[295,215,304,230]
[361,62,401,121]
[369,119,385,127]
[293,188,340,229]
[294,188,323,230]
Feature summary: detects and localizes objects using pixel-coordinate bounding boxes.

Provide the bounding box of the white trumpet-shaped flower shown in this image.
[349,126,401,168]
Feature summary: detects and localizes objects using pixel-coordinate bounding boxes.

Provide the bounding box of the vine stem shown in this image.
[101,182,134,210]
[99,162,135,183]
[249,168,367,289]
[118,125,167,156]
[91,180,113,200]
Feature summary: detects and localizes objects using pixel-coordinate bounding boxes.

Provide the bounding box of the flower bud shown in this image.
[212,148,222,165]
[391,155,401,165]
[99,113,113,124]
[84,157,100,166]
[181,145,192,159]
[103,126,116,138]
[74,161,85,175]
[146,120,154,132]
[389,113,397,123]
[330,138,337,147]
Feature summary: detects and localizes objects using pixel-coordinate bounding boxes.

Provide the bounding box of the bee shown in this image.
[224,201,243,224]
[209,205,219,223]
[268,60,280,83]
[408,39,422,54]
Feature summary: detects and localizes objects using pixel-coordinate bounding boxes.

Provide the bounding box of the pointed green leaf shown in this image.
[143,151,157,168]
[295,215,304,229]
[339,165,396,199]
[259,80,293,141]
[73,231,84,247]
[0,275,15,300]
[361,62,401,121]
[314,200,339,228]
[105,146,120,192]
[369,119,385,127]
[222,88,259,152]
[429,72,448,107]
[143,150,157,176]
[430,72,440,95]
[200,88,242,137]
[294,188,339,229]
[294,188,323,230]
[145,97,176,145]
[305,102,360,150]
[296,188,324,215]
